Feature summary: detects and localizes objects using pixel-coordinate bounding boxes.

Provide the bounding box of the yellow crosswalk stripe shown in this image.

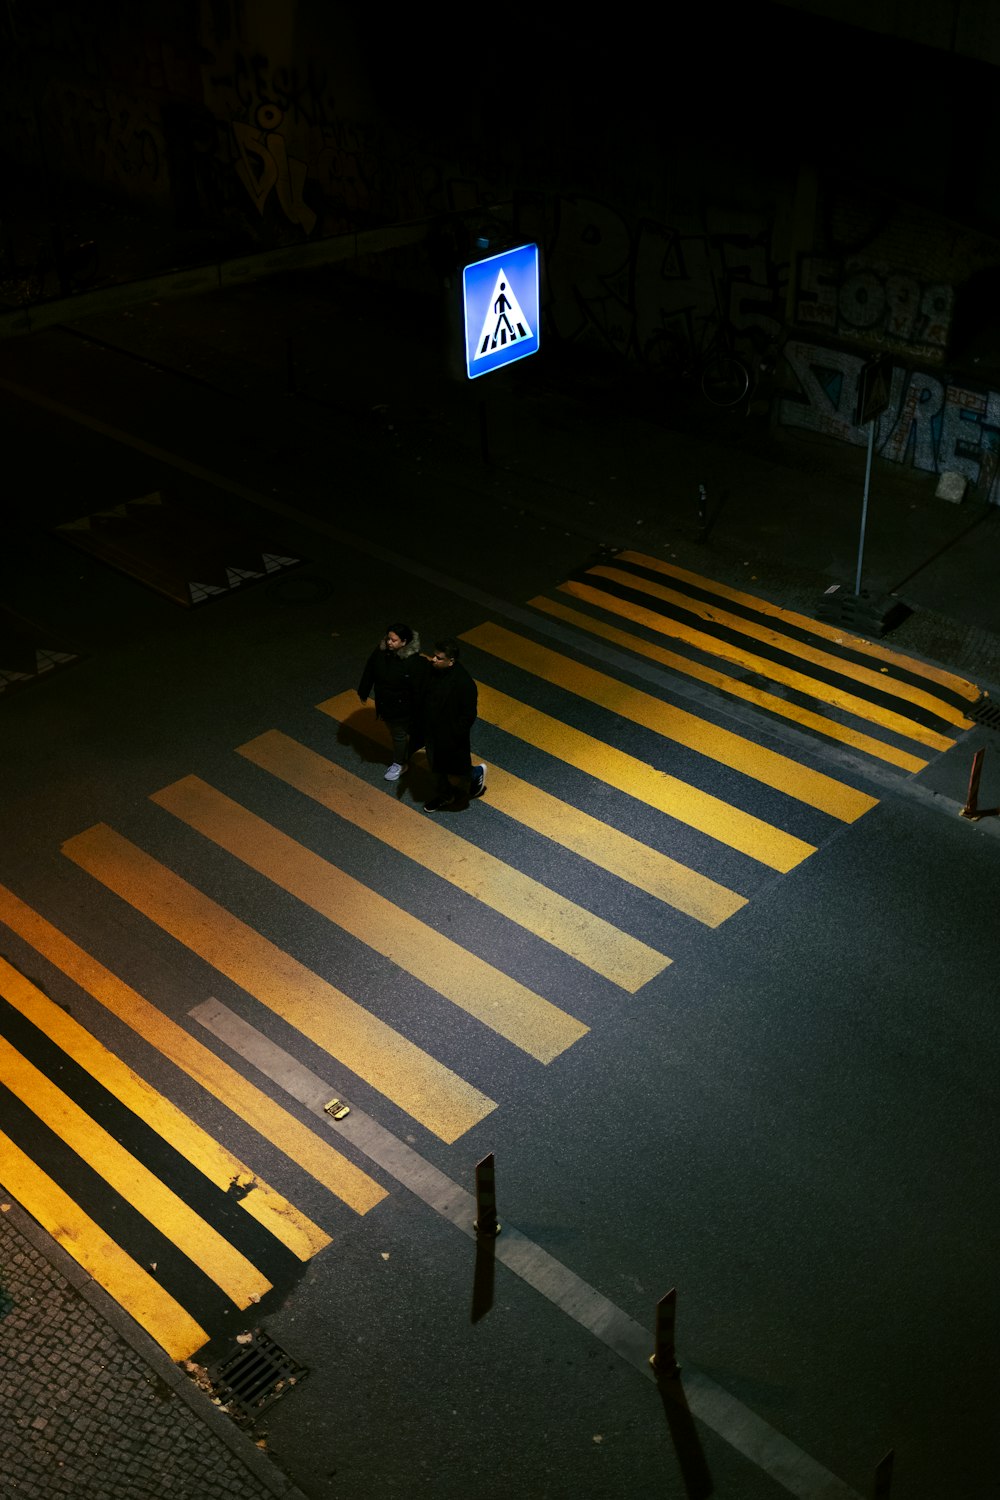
[472,682,814,872]
[575,569,954,752]
[609,553,978,726]
[0,1127,208,1360]
[0,1029,273,1309]
[532,591,930,772]
[0,884,386,1216]
[0,954,331,1261]
[152,775,589,1058]
[238,729,670,989]
[61,824,497,1145]
[317,694,746,928]
[463,622,878,824]
[619,549,982,702]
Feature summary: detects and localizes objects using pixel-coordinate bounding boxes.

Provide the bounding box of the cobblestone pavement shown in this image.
[0,1200,306,1500]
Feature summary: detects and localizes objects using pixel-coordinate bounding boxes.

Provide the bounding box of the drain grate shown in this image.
[207,1331,308,1424]
[970,697,1000,731]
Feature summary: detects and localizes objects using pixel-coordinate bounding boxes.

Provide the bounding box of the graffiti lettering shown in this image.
[547,197,786,366]
[796,255,952,361]
[779,338,1000,497]
[233,116,315,232]
[44,81,165,199]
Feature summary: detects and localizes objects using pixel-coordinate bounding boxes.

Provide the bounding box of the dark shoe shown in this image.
[424,795,458,812]
[469,762,487,799]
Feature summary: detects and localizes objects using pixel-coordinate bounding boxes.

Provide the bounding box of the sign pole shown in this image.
[855,418,875,595]
[479,397,489,465]
[852,354,892,599]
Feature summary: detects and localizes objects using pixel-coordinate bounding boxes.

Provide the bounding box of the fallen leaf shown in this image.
[381,1252,390,1261]
[593,1434,604,1444]
[236,1332,253,1345]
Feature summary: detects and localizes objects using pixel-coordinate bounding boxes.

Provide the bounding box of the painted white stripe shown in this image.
[191,997,862,1500]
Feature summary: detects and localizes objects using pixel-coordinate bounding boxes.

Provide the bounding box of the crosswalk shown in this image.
[0,552,980,1360]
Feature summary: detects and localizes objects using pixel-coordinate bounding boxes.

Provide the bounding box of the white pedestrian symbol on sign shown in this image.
[474,268,533,360]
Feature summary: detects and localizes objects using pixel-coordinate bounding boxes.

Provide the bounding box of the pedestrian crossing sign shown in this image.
[462,243,540,379]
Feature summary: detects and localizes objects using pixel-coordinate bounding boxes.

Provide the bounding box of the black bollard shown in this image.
[649,1288,680,1378]
[873,1449,893,1498]
[474,1152,500,1236]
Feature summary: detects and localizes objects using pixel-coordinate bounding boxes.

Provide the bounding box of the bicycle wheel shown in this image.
[700,350,751,408]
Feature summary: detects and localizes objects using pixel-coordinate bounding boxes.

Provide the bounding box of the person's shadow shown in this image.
[470,1233,496,1324]
[335,708,434,802]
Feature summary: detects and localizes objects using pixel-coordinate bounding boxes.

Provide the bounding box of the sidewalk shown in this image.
[0,1199,306,1500]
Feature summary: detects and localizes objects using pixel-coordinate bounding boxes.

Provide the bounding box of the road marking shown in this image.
[0,1028,273,1309]
[61,823,496,1144]
[318,694,747,927]
[151,774,589,1061]
[619,549,982,702]
[464,622,879,824]
[608,554,978,726]
[0,954,329,1262]
[0,1126,209,1360]
[471,681,815,873]
[533,592,930,772]
[193,997,863,1500]
[238,728,671,987]
[574,570,955,753]
[0,883,386,1215]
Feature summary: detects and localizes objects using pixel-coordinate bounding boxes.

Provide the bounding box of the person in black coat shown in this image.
[357,623,430,782]
[421,638,487,811]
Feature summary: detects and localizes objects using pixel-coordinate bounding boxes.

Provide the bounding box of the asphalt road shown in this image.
[1,319,998,1500]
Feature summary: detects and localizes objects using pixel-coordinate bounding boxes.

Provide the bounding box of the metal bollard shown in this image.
[648,1288,680,1378]
[473,1152,500,1237]
[873,1449,894,1499]
[960,747,985,819]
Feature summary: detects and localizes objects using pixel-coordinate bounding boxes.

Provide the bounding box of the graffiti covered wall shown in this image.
[194,0,454,246]
[542,196,787,368]
[0,2,200,211]
[779,339,1000,498]
[5,1,1000,512]
[794,256,953,365]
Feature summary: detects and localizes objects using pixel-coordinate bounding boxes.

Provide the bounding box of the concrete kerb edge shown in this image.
[0,220,429,339]
[0,1194,309,1500]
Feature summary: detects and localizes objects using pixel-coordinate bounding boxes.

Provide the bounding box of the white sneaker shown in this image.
[384,762,403,782]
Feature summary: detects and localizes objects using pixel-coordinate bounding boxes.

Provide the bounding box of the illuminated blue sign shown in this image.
[462,243,540,380]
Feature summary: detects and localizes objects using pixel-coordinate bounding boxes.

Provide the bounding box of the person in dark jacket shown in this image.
[357,623,430,781]
[421,638,487,811]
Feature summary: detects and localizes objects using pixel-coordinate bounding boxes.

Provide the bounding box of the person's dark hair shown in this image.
[434,637,460,661]
[386,622,414,644]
